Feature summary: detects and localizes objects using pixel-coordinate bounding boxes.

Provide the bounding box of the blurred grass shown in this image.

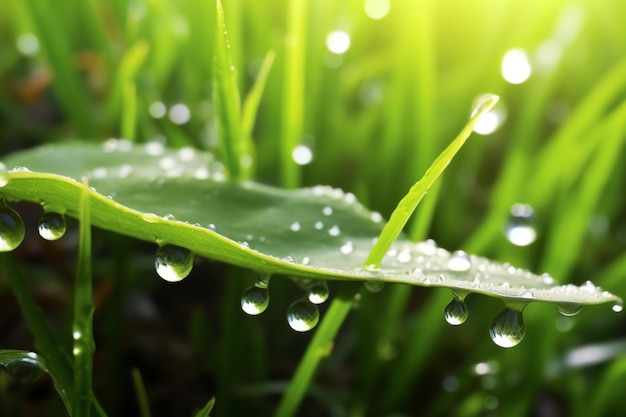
[1,0,626,416]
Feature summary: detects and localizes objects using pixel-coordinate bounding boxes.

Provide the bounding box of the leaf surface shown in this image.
[0,142,621,307]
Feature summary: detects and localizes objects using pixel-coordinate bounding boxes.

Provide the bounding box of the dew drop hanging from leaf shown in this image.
[38,212,67,241]
[155,244,194,282]
[0,203,25,252]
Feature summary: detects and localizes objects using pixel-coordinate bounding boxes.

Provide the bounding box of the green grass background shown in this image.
[1,0,626,416]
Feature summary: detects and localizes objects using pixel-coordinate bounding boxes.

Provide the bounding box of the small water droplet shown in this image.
[2,356,45,383]
[287,299,319,332]
[255,273,271,289]
[0,204,25,252]
[416,239,437,255]
[38,212,66,240]
[556,302,582,317]
[505,203,537,246]
[328,225,341,236]
[612,303,623,313]
[444,298,469,325]
[397,250,411,263]
[340,241,353,254]
[447,251,471,271]
[290,221,301,232]
[241,286,270,315]
[155,244,193,282]
[364,280,385,293]
[489,307,526,348]
[308,282,329,304]
[322,206,333,216]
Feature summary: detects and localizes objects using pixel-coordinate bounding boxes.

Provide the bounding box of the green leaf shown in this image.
[0,140,621,310]
[192,397,216,417]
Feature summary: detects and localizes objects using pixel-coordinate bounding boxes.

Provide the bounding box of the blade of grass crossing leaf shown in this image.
[214,0,245,180]
[131,368,152,417]
[73,178,96,417]
[280,0,307,188]
[364,95,499,269]
[192,397,216,417]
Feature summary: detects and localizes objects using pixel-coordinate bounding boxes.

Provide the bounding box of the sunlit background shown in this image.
[2,0,626,416]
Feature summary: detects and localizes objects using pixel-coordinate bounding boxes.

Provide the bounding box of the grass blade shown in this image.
[279,0,307,188]
[131,368,152,417]
[364,95,499,269]
[73,177,96,416]
[273,283,359,417]
[192,397,216,417]
[214,0,245,180]
[2,255,75,412]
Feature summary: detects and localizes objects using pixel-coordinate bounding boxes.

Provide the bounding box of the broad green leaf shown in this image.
[0,141,621,310]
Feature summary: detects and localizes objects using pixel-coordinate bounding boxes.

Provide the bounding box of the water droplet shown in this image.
[364,280,385,293]
[2,356,45,383]
[38,212,66,240]
[255,273,271,289]
[444,298,469,325]
[308,282,329,304]
[322,206,333,216]
[328,225,341,236]
[612,303,623,313]
[287,299,319,332]
[556,302,582,317]
[447,251,471,272]
[155,245,193,282]
[241,286,269,315]
[340,241,353,254]
[416,239,437,255]
[0,204,25,252]
[489,307,526,348]
[290,221,301,232]
[505,203,537,246]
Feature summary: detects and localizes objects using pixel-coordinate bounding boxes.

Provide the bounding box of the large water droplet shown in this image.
[505,203,537,246]
[364,280,385,293]
[556,302,582,317]
[444,297,469,325]
[447,251,471,272]
[308,282,329,305]
[241,286,270,315]
[1,355,46,383]
[38,212,66,240]
[0,204,25,252]
[155,244,193,282]
[287,299,319,332]
[489,307,526,348]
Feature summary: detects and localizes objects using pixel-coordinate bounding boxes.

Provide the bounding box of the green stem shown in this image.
[73,178,95,416]
[273,283,359,417]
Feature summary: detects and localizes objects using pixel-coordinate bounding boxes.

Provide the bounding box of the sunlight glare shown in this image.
[501,48,532,84]
[365,0,390,20]
[326,31,351,54]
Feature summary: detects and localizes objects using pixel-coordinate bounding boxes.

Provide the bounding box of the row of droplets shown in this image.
[0,203,67,252]
[240,275,330,332]
[442,290,609,348]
